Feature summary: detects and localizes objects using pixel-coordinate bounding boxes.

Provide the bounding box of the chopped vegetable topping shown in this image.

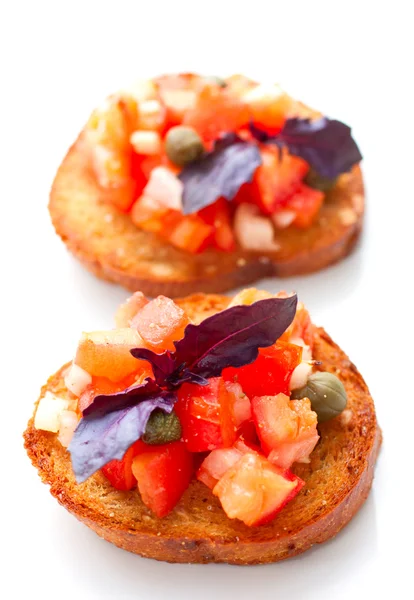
[84,74,362,254]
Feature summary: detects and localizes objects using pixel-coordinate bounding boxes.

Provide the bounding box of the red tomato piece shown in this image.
[251,394,319,463]
[167,214,214,254]
[197,436,260,490]
[131,441,193,518]
[197,447,243,489]
[244,84,293,133]
[183,85,250,143]
[101,440,145,491]
[199,198,236,252]
[130,195,171,233]
[213,452,304,526]
[175,378,237,452]
[131,295,190,351]
[285,183,324,228]
[114,291,149,328]
[280,301,314,349]
[222,341,302,398]
[254,147,309,214]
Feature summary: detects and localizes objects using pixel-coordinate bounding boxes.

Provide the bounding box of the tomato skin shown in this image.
[175,378,237,452]
[131,441,193,518]
[222,341,302,398]
[101,440,146,491]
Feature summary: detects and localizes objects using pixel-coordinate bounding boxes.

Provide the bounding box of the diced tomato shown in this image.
[130,295,190,351]
[75,329,151,382]
[176,378,237,452]
[183,85,250,143]
[197,447,243,489]
[224,382,251,426]
[155,73,200,91]
[243,84,293,133]
[251,394,319,465]
[114,292,149,328]
[136,154,163,179]
[101,440,146,491]
[78,369,151,414]
[254,147,309,214]
[131,441,193,517]
[280,302,314,349]
[199,198,236,251]
[224,74,258,98]
[167,214,214,254]
[222,341,302,398]
[213,452,304,526]
[285,183,324,228]
[130,195,171,233]
[197,436,260,490]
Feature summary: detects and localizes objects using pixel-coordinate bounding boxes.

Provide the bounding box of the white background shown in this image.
[1,1,413,598]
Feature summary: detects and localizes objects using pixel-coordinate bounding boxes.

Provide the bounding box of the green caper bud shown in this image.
[305,169,338,192]
[203,75,227,88]
[142,410,182,445]
[291,372,347,423]
[165,126,205,167]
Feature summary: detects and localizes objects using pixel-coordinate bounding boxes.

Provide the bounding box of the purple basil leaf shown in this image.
[171,295,297,380]
[165,368,209,388]
[179,133,262,214]
[83,377,161,418]
[250,117,362,180]
[131,347,208,388]
[69,393,176,483]
[130,348,176,386]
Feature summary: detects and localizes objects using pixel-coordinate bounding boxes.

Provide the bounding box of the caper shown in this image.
[305,169,338,192]
[165,126,205,167]
[142,410,182,445]
[291,372,347,423]
[203,75,227,88]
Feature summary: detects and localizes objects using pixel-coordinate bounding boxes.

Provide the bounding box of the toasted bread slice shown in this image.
[24,293,380,565]
[49,132,364,297]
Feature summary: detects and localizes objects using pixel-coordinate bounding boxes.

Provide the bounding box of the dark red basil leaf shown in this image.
[69,392,176,483]
[250,117,362,179]
[171,295,297,381]
[83,377,161,418]
[179,133,262,214]
[130,349,176,386]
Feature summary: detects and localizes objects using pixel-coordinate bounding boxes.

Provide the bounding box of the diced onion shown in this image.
[234,204,280,251]
[34,393,71,433]
[64,363,92,397]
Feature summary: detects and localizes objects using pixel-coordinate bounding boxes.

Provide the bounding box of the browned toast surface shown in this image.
[49,135,364,297]
[24,294,380,565]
